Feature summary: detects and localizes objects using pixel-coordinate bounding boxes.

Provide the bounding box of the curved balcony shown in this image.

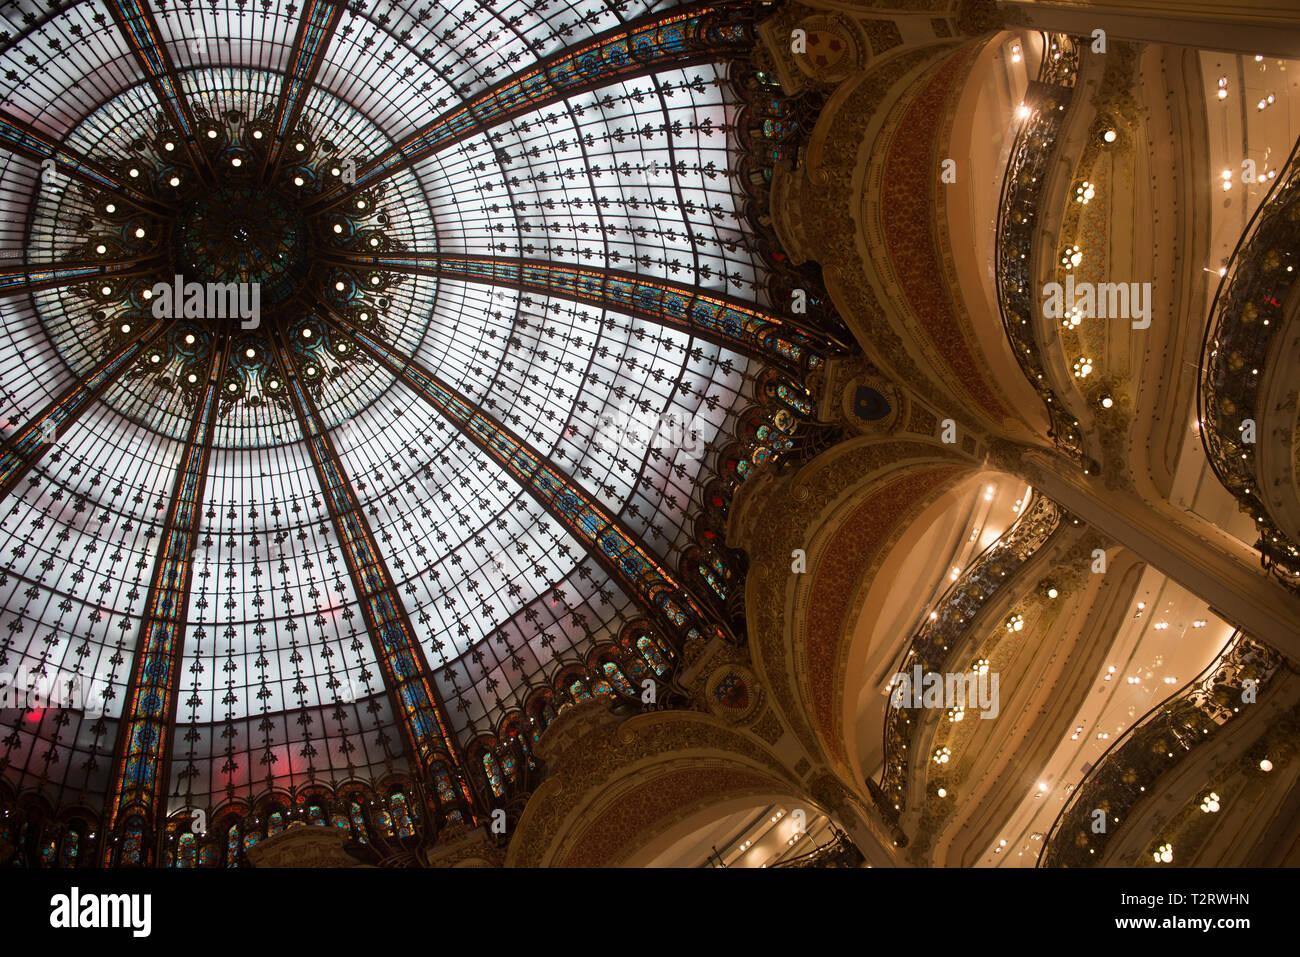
[879,490,1065,816]
[995,33,1095,469]
[1198,137,1300,589]
[1040,631,1283,867]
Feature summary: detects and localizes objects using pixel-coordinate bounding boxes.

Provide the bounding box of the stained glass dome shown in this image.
[0,0,837,865]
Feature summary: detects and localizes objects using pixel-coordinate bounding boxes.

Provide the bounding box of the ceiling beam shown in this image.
[0,257,165,297]
[104,0,215,183]
[101,342,225,864]
[323,250,839,370]
[261,0,347,183]
[0,109,171,216]
[268,330,476,818]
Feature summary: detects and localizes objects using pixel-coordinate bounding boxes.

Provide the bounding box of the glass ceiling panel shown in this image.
[0,0,769,814]
[167,436,411,814]
[0,389,187,806]
[419,64,767,302]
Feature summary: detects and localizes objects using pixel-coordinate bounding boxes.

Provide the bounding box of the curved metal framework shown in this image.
[0,0,848,865]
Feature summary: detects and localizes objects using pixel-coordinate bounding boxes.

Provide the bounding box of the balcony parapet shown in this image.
[995,34,1096,469]
[879,489,1066,814]
[1198,137,1300,590]
[1040,631,1284,867]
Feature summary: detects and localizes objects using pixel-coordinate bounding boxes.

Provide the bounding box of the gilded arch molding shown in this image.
[728,433,983,782]
[504,705,806,867]
[769,36,1037,445]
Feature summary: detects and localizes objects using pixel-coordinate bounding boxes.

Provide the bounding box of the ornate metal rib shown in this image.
[104,0,214,182]
[0,109,170,216]
[269,332,472,811]
[262,0,347,182]
[321,250,834,371]
[320,305,729,653]
[102,344,224,862]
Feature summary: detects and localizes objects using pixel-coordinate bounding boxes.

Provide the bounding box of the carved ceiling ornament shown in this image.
[756,3,870,95]
[768,40,1011,447]
[242,825,370,868]
[728,433,979,788]
[841,368,907,435]
[704,663,765,723]
[505,709,802,867]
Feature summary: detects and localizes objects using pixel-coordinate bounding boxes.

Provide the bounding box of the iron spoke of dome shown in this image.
[102,340,226,864]
[322,250,835,371]
[261,0,347,184]
[0,257,166,297]
[0,314,176,503]
[104,0,215,183]
[305,2,752,212]
[0,109,171,216]
[267,330,474,810]
[319,303,730,650]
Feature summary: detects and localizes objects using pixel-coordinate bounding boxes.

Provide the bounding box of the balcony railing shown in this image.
[1197,136,1300,589]
[994,33,1095,469]
[879,490,1065,814]
[1040,631,1283,867]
